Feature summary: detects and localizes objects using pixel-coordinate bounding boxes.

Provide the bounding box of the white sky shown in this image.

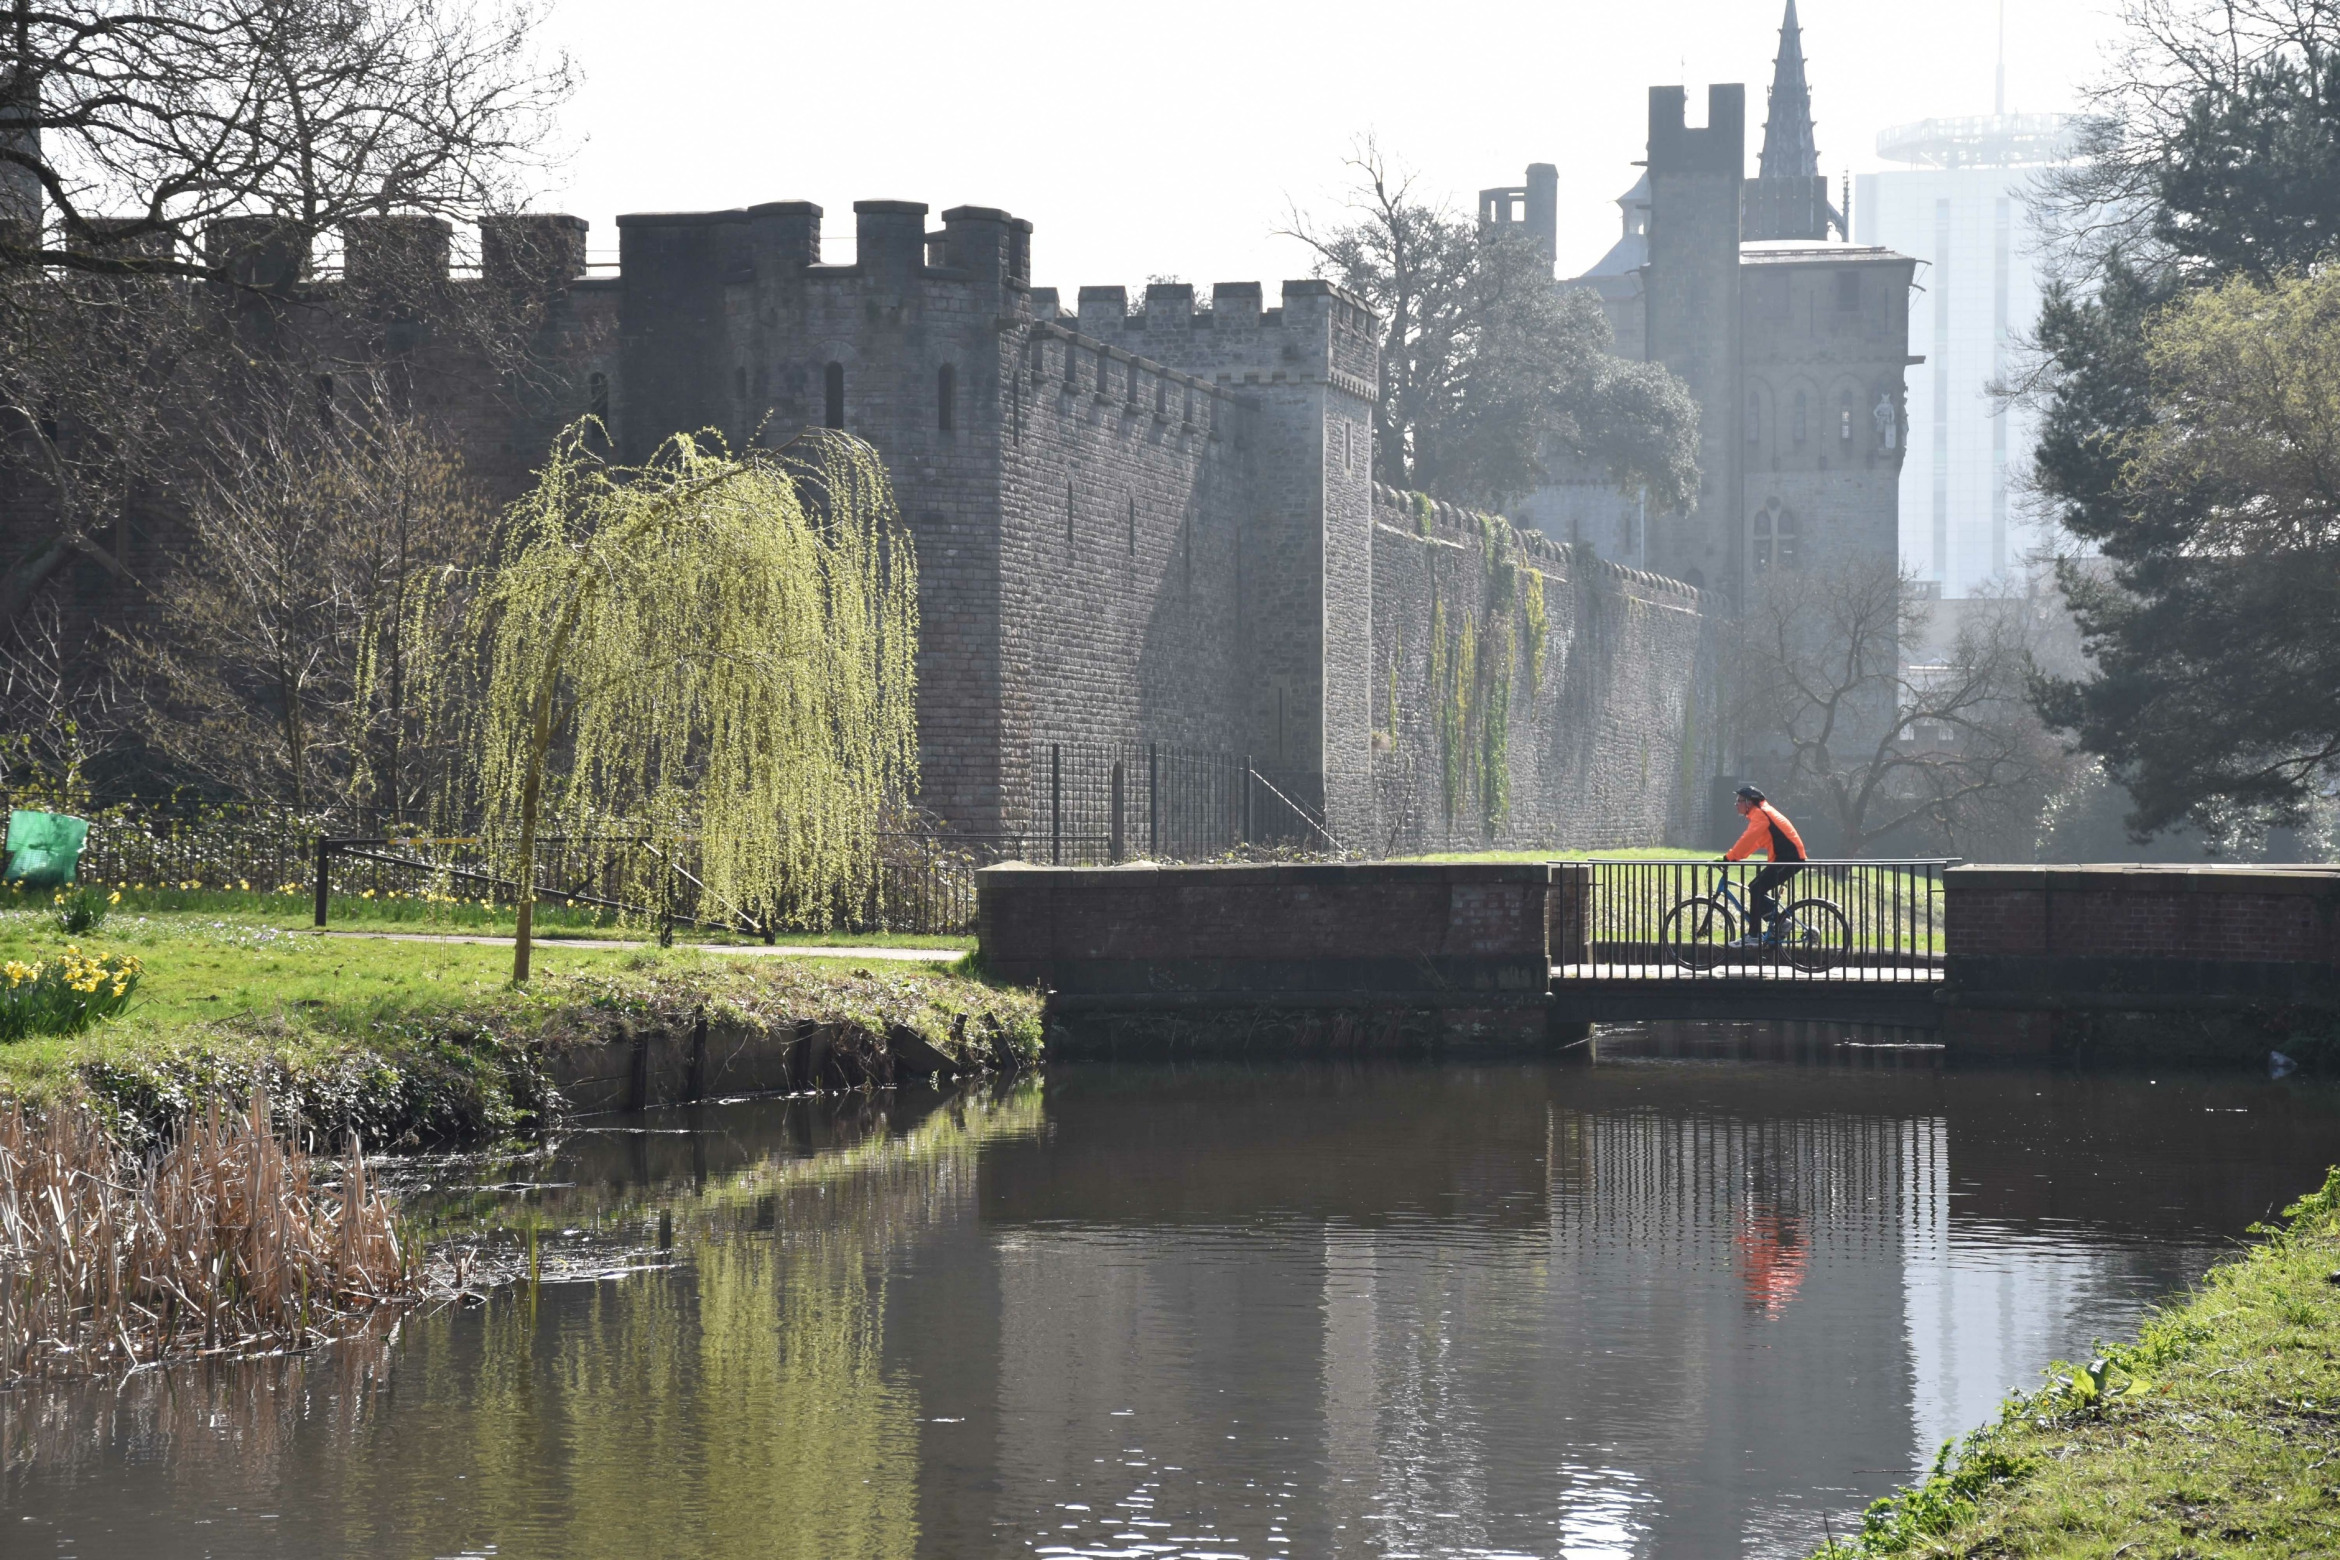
[538,0,2119,291]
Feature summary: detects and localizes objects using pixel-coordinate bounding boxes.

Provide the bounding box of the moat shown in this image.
[7,1029,2336,1560]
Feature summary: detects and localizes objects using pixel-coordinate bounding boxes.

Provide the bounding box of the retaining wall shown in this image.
[978,860,1573,1054]
[1943,864,2340,1061]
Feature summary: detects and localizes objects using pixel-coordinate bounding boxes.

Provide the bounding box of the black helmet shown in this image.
[1734,784,1766,803]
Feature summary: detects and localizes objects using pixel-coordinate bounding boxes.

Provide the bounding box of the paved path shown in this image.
[314,930,964,963]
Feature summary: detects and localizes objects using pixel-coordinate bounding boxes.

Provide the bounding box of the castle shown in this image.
[591,205,1718,850]
[1499,1,1917,606]
[6,5,1921,855]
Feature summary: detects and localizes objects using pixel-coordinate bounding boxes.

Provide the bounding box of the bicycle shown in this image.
[1659,865,1853,974]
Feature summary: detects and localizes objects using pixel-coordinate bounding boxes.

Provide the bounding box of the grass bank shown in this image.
[1,880,971,948]
[0,907,1038,1150]
[1817,1168,2340,1557]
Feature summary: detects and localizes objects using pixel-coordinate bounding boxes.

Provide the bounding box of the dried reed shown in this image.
[0,1093,417,1382]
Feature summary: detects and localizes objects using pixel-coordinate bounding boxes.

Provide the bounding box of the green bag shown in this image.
[4,809,90,888]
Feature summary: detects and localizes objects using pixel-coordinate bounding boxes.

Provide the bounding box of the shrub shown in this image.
[0,947,143,1041]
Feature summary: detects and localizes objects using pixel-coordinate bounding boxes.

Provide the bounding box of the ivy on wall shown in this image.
[1420,507,1552,840]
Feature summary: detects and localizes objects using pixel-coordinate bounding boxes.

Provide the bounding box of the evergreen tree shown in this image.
[2032,27,2340,839]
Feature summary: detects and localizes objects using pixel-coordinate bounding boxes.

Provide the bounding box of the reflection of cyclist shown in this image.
[1722,784,1805,946]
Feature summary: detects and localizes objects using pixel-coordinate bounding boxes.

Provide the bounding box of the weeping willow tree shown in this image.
[455,425,918,981]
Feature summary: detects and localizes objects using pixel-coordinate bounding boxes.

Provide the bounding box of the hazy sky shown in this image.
[540,0,2119,291]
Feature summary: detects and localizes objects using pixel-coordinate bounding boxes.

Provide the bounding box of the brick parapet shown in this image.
[1946,865,2340,965]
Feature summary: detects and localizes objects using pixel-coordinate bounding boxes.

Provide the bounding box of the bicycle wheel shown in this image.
[1660,896,1739,973]
[1775,897,1852,973]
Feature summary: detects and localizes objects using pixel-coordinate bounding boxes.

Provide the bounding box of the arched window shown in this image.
[1746,392,1761,445]
[1753,499,1801,574]
[937,363,956,432]
[1791,390,1808,446]
[824,362,845,429]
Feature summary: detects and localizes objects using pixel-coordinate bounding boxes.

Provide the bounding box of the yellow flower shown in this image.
[108,890,121,905]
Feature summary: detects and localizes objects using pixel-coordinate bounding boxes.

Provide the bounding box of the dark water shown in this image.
[8,1026,2339,1560]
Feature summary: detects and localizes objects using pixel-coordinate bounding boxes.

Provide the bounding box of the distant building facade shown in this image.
[1855,114,2075,596]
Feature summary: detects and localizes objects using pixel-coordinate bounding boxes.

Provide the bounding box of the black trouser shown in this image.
[1748,862,1800,934]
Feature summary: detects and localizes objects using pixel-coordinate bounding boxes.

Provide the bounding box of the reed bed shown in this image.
[0,1094,418,1382]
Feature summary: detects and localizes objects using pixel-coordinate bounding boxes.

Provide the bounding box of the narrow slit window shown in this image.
[1065,483,1075,549]
[1127,494,1136,556]
[734,365,747,399]
[589,371,609,421]
[824,362,845,429]
[937,363,956,432]
[315,374,334,427]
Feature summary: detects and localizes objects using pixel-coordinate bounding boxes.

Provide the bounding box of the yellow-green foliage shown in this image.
[1418,514,1549,840]
[2128,265,2340,536]
[1412,490,1435,535]
[458,426,919,976]
[1816,1165,2340,1557]
[1521,567,1548,694]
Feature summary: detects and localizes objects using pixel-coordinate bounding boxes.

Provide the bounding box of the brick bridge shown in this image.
[979,861,2340,1061]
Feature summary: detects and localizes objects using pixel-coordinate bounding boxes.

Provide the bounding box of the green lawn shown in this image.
[0,881,971,948]
[0,905,1028,1146]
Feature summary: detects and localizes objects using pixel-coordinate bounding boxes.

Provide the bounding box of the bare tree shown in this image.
[116,377,490,820]
[2034,0,2340,279]
[0,594,119,801]
[1283,140,1698,513]
[0,0,573,636]
[1736,561,2062,857]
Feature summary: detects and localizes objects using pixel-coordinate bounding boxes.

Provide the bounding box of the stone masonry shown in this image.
[5,196,1721,853]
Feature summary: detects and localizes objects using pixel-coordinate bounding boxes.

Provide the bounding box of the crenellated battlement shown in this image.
[1053,278,1380,401]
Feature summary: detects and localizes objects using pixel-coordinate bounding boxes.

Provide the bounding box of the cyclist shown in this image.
[1722,784,1806,946]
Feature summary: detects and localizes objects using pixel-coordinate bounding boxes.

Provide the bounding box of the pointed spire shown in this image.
[1757,0,1820,181]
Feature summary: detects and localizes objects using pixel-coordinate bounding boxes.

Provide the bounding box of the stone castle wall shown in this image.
[1369,486,1722,853]
[6,197,1725,854]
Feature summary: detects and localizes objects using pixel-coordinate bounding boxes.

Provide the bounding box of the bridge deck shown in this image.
[1551,963,1945,1028]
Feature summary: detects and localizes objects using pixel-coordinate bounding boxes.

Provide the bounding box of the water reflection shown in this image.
[5,1033,2335,1560]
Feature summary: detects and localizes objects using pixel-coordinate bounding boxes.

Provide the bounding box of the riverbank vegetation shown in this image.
[1,1093,414,1384]
[1815,1165,2340,1557]
[0,910,1039,1150]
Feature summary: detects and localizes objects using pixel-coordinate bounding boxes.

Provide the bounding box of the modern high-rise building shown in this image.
[1855,114,2074,597]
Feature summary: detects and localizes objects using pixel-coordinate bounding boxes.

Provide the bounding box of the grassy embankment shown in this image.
[1817,1168,2340,1557]
[0,899,1034,1151]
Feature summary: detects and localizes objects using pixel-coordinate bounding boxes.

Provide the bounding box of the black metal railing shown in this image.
[1554,858,1951,982]
[1033,740,1337,864]
[310,830,1030,938]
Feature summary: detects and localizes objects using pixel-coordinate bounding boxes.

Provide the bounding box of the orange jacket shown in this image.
[1726,800,1807,863]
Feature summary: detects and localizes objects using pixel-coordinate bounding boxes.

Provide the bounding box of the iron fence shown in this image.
[311,830,1032,938]
[1033,740,1337,864]
[1555,858,1950,982]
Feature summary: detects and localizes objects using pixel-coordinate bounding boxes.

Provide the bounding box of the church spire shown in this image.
[1757,0,1820,180]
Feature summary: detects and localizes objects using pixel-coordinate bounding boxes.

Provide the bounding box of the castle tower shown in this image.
[1743,0,1840,242]
[1643,83,1745,594]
